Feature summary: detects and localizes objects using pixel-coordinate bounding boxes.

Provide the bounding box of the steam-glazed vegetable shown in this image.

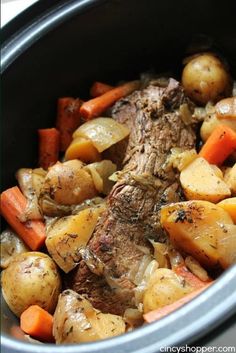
[0,228,29,269]
[85,160,117,194]
[46,204,106,273]
[218,197,236,223]
[143,268,193,313]
[217,224,236,268]
[73,117,130,152]
[65,136,101,163]
[160,200,233,267]
[16,168,43,220]
[200,113,236,142]
[53,290,125,343]
[224,164,236,195]
[1,53,236,344]
[182,53,232,105]
[180,157,231,202]
[40,160,97,206]
[215,97,236,120]
[1,252,61,316]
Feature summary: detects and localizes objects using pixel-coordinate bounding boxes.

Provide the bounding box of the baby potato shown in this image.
[41,160,97,206]
[1,252,61,317]
[180,157,231,203]
[182,53,232,105]
[143,268,193,313]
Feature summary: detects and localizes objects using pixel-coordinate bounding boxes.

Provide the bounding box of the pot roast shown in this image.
[65,79,196,315]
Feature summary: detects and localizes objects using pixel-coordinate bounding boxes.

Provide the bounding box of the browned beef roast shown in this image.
[65,79,196,315]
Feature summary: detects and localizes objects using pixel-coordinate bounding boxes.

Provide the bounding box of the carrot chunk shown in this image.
[0,186,46,250]
[90,81,113,97]
[143,283,212,323]
[38,128,60,169]
[56,97,82,151]
[199,124,236,165]
[20,305,54,342]
[80,80,140,120]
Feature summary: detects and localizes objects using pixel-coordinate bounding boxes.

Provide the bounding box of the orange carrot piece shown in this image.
[38,128,60,169]
[90,81,113,97]
[20,305,54,342]
[144,283,212,323]
[56,97,82,151]
[80,80,140,120]
[174,265,211,289]
[199,124,236,165]
[0,186,46,250]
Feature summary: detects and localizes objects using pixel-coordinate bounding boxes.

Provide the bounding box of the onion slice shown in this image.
[73,117,130,152]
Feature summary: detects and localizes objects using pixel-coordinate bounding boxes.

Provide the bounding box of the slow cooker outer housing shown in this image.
[1,0,236,352]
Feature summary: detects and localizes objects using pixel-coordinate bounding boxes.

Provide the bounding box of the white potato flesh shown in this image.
[217,224,236,268]
[180,157,231,203]
[224,164,236,195]
[143,268,193,313]
[160,200,233,268]
[46,204,106,273]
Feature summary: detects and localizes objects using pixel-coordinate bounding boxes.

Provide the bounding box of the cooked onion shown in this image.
[123,308,143,328]
[86,160,117,194]
[169,148,197,172]
[150,240,169,268]
[73,117,130,152]
[179,103,193,125]
[185,256,210,281]
[16,168,43,220]
[168,248,185,268]
[0,228,29,269]
[134,259,158,306]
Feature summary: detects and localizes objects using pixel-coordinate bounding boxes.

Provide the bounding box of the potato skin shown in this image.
[41,160,97,206]
[182,53,231,105]
[1,252,61,317]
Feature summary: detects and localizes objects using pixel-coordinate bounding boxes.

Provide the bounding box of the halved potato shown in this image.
[143,268,193,313]
[224,164,236,195]
[217,224,236,268]
[180,157,231,203]
[218,197,236,223]
[46,204,106,272]
[160,200,233,267]
[53,290,125,343]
